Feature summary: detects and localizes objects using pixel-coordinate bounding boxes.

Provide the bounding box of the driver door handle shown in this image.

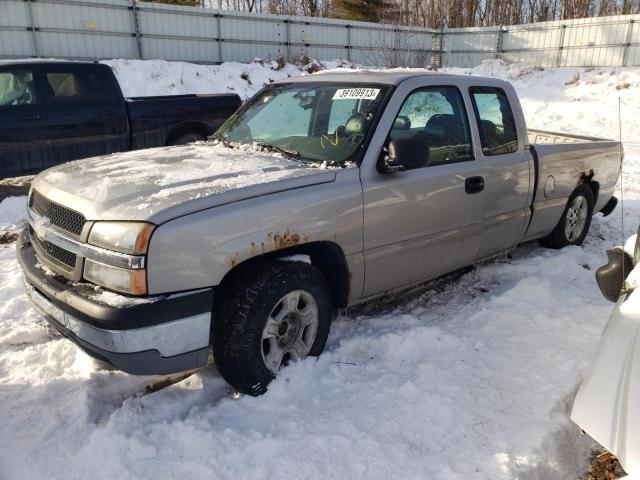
[465,176,485,194]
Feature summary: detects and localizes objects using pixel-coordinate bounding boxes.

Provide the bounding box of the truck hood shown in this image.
[32,143,337,224]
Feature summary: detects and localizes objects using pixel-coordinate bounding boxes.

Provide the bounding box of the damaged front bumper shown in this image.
[17,228,213,375]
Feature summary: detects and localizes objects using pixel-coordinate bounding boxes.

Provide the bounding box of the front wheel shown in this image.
[213,261,332,396]
[539,184,594,249]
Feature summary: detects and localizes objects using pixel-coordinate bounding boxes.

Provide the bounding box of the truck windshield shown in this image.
[216,82,390,164]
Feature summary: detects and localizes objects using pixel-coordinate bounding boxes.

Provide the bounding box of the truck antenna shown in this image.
[618,97,626,279]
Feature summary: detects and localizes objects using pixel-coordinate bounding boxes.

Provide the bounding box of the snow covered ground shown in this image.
[102,57,348,99]
[0,58,639,480]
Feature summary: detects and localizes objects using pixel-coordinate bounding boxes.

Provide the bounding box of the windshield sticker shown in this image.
[332,88,380,100]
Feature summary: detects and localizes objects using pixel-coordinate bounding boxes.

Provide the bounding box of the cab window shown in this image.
[389,86,473,166]
[0,69,36,106]
[44,69,107,104]
[469,86,518,156]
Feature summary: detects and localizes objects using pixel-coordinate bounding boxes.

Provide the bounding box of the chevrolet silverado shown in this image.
[17,71,622,395]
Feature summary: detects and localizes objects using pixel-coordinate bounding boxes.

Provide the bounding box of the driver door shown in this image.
[359,80,488,298]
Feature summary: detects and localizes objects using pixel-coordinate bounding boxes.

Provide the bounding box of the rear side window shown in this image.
[390,86,473,165]
[0,69,36,106]
[44,69,109,104]
[469,86,518,156]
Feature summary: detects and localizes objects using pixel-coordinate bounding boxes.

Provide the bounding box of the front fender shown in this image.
[145,168,364,295]
[220,221,334,268]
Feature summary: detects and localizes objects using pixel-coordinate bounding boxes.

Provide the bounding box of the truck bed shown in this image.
[524,128,621,242]
[125,93,240,150]
[528,128,616,145]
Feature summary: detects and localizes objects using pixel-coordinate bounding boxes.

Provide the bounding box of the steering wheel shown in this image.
[15,91,32,105]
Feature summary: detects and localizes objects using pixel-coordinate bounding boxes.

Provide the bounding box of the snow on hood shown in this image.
[32,142,336,223]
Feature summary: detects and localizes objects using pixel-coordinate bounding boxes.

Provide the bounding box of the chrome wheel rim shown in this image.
[564,195,588,242]
[261,290,319,373]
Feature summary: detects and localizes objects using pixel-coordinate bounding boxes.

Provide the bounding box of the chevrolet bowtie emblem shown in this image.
[33,216,50,241]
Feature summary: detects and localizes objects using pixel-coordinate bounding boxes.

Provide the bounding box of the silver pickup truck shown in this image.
[17,71,621,395]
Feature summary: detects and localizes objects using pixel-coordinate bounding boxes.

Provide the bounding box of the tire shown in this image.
[171,132,205,146]
[213,261,332,396]
[539,184,594,249]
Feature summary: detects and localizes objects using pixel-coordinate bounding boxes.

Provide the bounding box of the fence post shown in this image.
[622,18,634,67]
[346,24,351,62]
[216,13,223,64]
[438,28,445,68]
[496,26,504,60]
[285,19,291,62]
[25,0,39,57]
[130,0,143,59]
[555,24,566,67]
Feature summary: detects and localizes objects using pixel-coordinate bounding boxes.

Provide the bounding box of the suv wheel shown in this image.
[213,261,332,396]
[540,184,594,249]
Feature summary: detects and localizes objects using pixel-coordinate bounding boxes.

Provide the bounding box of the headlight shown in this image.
[85,222,154,295]
[84,259,147,295]
[88,222,155,255]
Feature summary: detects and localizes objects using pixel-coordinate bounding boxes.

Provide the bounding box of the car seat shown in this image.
[423,114,464,147]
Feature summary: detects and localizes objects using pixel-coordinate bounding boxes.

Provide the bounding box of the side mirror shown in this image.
[379,138,430,173]
[595,247,633,302]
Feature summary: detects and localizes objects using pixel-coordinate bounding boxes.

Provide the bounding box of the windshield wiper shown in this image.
[210,132,232,147]
[212,136,306,163]
[255,142,302,161]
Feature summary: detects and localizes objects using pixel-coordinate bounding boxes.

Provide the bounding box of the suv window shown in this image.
[389,86,473,165]
[44,69,106,103]
[469,86,518,156]
[0,69,36,106]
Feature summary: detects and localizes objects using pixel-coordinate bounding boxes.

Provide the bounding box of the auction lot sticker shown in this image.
[332,88,380,100]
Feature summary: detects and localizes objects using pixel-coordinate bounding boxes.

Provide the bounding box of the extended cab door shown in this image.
[359,79,487,298]
[468,84,533,258]
[41,63,129,165]
[0,65,47,178]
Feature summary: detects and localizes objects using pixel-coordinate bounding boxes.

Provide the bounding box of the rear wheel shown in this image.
[539,184,594,249]
[213,261,332,396]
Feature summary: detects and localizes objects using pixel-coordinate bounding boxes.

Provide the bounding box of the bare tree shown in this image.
[184,0,640,27]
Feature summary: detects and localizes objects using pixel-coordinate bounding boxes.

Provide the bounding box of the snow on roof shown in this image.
[273,69,450,85]
[0,58,85,66]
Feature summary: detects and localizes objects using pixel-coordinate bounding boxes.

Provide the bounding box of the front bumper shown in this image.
[17,228,213,375]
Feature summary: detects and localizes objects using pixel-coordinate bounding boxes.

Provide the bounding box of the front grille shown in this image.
[30,190,85,237]
[31,228,77,270]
